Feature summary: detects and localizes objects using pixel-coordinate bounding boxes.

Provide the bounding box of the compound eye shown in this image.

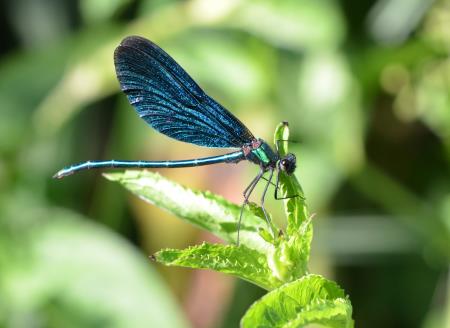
[279,153,296,175]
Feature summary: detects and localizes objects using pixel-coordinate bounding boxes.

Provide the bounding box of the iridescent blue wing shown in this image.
[114,36,255,148]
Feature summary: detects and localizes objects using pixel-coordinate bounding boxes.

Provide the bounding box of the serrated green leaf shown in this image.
[266,225,311,282]
[104,171,272,253]
[155,243,283,290]
[241,274,353,328]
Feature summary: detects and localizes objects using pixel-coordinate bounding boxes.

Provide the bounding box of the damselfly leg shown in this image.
[237,168,264,245]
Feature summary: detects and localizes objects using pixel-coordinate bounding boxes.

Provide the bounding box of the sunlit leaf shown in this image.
[155,242,282,290]
[104,170,273,253]
[241,274,353,328]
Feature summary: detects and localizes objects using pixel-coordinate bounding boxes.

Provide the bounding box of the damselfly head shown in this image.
[279,153,296,175]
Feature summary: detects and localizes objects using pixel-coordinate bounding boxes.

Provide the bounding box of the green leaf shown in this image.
[241,274,354,328]
[266,217,312,282]
[104,171,273,253]
[273,122,309,233]
[267,123,312,282]
[155,242,283,290]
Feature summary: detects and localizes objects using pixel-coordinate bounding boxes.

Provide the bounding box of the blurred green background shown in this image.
[0,0,449,327]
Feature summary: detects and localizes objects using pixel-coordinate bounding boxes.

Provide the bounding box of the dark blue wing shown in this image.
[114,36,255,148]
